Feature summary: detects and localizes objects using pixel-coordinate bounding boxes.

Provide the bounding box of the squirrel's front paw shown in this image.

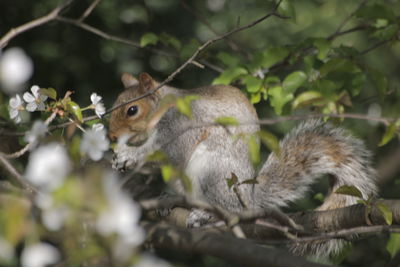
[112,144,138,171]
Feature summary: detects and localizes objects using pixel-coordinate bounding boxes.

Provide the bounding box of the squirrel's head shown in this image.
[108,72,160,145]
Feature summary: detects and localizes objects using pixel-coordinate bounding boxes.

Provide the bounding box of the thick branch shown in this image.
[143,198,400,242]
[143,221,329,267]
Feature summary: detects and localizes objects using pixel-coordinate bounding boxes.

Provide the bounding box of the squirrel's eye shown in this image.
[127,105,139,117]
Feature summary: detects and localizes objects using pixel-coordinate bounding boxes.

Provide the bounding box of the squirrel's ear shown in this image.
[121,73,139,89]
[139,72,155,92]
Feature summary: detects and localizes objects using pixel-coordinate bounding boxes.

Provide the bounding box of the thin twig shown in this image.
[0,153,38,195]
[108,1,288,114]
[78,0,102,22]
[180,0,252,59]
[4,111,58,159]
[361,39,393,55]
[0,0,74,48]
[57,16,175,58]
[259,225,400,245]
[331,0,368,37]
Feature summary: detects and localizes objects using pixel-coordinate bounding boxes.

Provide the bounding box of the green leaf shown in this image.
[146,150,169,162]
[247,135,260,167]
[176,95,199,119]
[278,0,296,21]
[371,24,399,41]
[356,4,396,22]
[242,75,263,93]
[226,172,239,189]
[376,202,393,225]
[257,130,280,156]
[239,178,258,185]
[313,38,331,60]
[250,92,261,104]
[217,52,240,68]
[161,164,174,182]
[334,45,359,57]
[181,174,193,193]
[215,116,239,126]
[369,68,388,98]
[67,101,83,122]
[374,18,389,28]
[180,39,200,60]
[379,123,397,147]
[212,67,248,85]
[311,79,342,99]
[268,86,294,115]
[335,185,363,199]
[350,72,366,96]
[282,71,307,93]
[387,233,400,258]
[140,32,159,47]
[40,88,57,100]
[292,91,323,109]
[320,58,358,77]
[313,193,325,203]
[261,47,289,69]
[160,32,181,50]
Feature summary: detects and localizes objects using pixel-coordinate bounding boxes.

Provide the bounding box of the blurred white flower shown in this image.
[0,47,33,94]
[92,123,105,132]
[8,94,24,123]
[0,237,14,262]
[90,93,106,118]
[21,243,60,267]
[24,120,47,147]
[25,143,71,191]
[134,254,172,267]
[42,205,70,231]
[23,85,47,112]
[96,172,144,259]
[80,123,110,161]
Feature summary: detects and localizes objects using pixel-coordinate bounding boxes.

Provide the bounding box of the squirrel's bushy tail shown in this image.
[254,120,377,256]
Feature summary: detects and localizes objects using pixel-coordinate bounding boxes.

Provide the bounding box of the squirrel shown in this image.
[108,72,378,257]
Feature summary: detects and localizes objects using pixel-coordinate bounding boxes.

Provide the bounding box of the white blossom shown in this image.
[8,94,24,123]
[23,85,47,112]
[0,238,14,262]
[24,120,47,147]
[134,254,172,267]
[25,143,71,191]
[96,172,145,259]
[92,123,105,132]
[0,47,33,94]
[21,243,60,267]
[90,93,106,118]
[80,123,110,161]
[41,205,70,231]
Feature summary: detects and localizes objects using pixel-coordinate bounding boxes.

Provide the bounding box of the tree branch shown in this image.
[143,221,329,267]
[107,1,288,114]
[0,0,74,48]
[78,0,102,22]
[0,153,38,195]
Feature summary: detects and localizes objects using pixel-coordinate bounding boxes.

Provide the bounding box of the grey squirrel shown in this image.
[108,72,378,257]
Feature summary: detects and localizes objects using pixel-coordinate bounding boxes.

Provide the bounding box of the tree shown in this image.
[0,0,400,266]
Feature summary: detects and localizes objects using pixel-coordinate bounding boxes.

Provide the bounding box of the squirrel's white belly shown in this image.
[185,142,215,200]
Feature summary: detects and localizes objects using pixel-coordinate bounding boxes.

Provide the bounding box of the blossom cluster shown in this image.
[9,85,47,123]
